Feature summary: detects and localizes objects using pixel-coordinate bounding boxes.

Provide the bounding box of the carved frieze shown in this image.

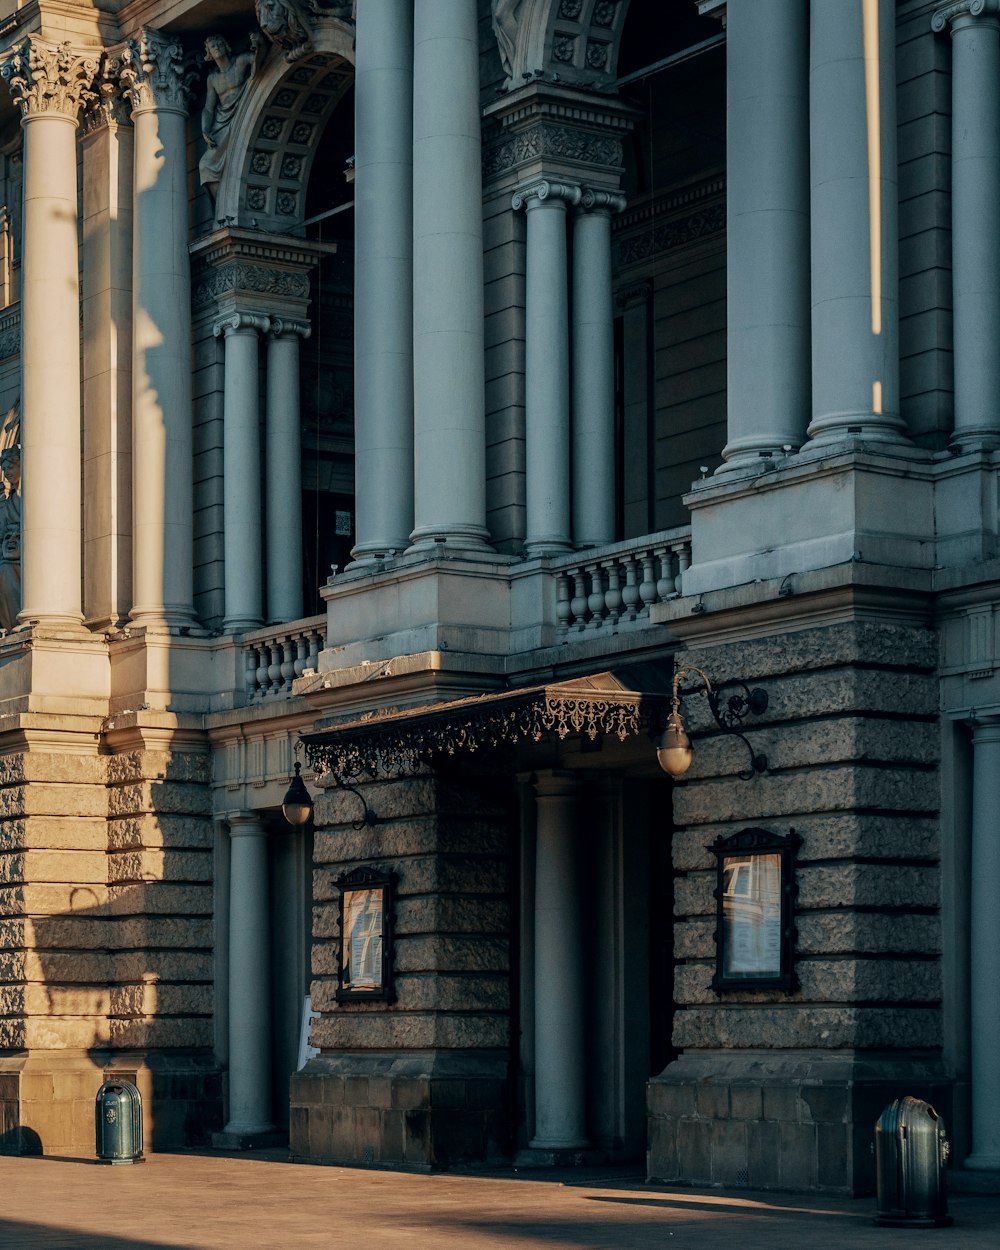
[193,262,310,310]
[0,304,20,361]
[614,203,726,268]
[0,38,99,120]
[119,27,197,115]
[484,122,623,179]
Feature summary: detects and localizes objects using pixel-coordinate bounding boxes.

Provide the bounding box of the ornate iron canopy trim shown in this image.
[301,672,667,784]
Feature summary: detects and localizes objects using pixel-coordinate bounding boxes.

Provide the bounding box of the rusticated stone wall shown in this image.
[648,618,947,1194]
[291,769,515,1170]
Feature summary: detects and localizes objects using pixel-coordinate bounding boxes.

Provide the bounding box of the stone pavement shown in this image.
[0,1151,998,1250]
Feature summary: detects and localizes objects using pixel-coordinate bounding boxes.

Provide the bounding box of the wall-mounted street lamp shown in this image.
[656,664,768,781]
[281,753,379,830]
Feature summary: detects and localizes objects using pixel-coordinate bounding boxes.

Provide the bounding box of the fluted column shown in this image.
[966,717,1000,1169]
[513,180,580,557]
[572,189,625,546]
[933,1,1000,449]
[720,0,810,468]
[225,813,274,1137]
[215,314,269,632]
[809,0,906,445]
[352,0,413,563]
[1,40,98,627]
[531,772,588,1150]
[410,0,490,552]
[121,29,197,625]
[266,318,309,623]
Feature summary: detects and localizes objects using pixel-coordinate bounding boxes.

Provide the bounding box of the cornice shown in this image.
[190,226,337,273]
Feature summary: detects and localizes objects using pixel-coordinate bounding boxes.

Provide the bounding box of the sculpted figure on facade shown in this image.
[0,402,21,632]
[492,0,524,87]
[200,33,266,199]
[255,0,354,62]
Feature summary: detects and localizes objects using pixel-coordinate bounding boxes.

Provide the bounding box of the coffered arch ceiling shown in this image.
[502,0,635,89]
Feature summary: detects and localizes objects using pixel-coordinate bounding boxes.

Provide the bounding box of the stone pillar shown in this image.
[966,717,1000,1170]
[410,0,490,552]
[720,0,810,468]
[572,189,625,546]
[121,29,197,625]
[352,0,413,563]
[808,0,906,445]
[1,39,98,627]
[933,1,1000,449]
[224,813,274,1138]
[266,319,309,624]
[214,314,269,632]
[531,772,588,1150]
[512,180,579,557]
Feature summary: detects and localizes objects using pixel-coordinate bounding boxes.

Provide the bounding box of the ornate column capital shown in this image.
[79,67,133,138]
[512,178,582,212]
[0,38,99,122]
[580,186,626,215]
[933,0,1000,32]
[269,316,311,341]
[214,312,271,339]
[119,27,197,117]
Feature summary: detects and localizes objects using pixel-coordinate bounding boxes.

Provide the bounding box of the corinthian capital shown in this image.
[933,0,1000,32]
[119,27,197,115]
[0,38,100,121]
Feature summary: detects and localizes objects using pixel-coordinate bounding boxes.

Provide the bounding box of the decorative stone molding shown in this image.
[190,225,334,316]
[932,0,1000,30]
[213,311,272,339]
[256,0,355,63]
[119,28,198,116]
[0,38,99,120]
[614,174,726,268]
[0,304,20,361]
[511,177,582,211]
[195,263,310,310]
[487,123,623,178]
[269,316,311,341]
[490,0,628,92]
[615,203,726,267]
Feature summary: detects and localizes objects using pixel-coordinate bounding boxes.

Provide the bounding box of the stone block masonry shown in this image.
[291,769,515,1170]
[648,619,947,1194]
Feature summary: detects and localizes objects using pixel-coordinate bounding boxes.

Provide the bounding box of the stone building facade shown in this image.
[0,0,995,1196]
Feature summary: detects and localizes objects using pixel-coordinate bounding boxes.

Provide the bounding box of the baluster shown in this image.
[267,643,282,697]
[674,539,691,596]
[638,552,657,616]
[294,634,308,679]
[245,647,259,703]
[603,559,622,626]
[307,630,321,671]
[621,555,641,621]
[556,572,572,636]
[656,546,675,602]
[587,563,605,629]
[570,569,588,630]
[255,645,269,700]
[280,637,295,692]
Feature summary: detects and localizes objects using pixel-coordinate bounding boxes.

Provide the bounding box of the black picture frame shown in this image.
[335,865,396,1002]
[709,827,800,993]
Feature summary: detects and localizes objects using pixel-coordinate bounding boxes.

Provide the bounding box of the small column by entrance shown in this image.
[531,772,588,1151]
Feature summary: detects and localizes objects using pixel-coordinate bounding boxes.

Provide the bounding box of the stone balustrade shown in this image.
[550,528,692,636]
[241,615,325,703]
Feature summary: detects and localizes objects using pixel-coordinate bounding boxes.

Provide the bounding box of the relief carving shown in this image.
[200,34,266,200]
[256,0,355,63]
[491,0,523,87]
[0,400,21,632]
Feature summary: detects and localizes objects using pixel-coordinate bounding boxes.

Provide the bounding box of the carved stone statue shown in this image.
[256,0,314,61]
[0,401,21,632]
[199,33,266,199]
[492,0,523,87]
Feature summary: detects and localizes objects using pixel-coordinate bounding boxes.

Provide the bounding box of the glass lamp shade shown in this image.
[656,711,693,777]
[281,762,313,826]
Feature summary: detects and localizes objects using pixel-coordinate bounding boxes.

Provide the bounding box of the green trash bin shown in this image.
[874,1096,951,1227]
[95,1080,144,1165]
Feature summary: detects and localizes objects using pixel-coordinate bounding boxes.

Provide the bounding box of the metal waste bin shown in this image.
[874,1095,951,1227]
[95,1080,144,1165]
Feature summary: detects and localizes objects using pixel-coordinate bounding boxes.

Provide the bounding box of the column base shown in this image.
[949,433,1000,454]
[223,616,265,634]
[407,526,493,556]
[212,1127,287,1152]
[516,1145,605,1168]
[523,539,574,558]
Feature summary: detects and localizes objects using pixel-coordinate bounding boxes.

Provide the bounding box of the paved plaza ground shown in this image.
[0,1151,997,1249]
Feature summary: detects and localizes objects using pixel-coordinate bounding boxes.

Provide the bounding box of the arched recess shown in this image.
[214,19,355,230]
[497,0,636,90]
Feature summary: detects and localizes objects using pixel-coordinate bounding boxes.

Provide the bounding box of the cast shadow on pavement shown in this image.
[0,1218,193,1250]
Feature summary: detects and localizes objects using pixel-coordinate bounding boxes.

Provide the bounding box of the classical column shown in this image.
[572,189,625,546]
[808,0,906,445]
[933,1,1000,449]
[531,772,588,1150]
[121,29,197,626]
[966,718,1000,1170]
[224,813,274,1138]
[352,0,414,563]
[1,39,98,627]
[410,0,490,552]
[215,314,269,632]
[513,180,579,557]
[266,318,309,624]
[720,0,810,468]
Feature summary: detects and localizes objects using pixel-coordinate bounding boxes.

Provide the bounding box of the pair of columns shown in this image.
[511,182,625,557]
[2,30,198,629]
[352,0,488,562]
[214,314,309,631]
